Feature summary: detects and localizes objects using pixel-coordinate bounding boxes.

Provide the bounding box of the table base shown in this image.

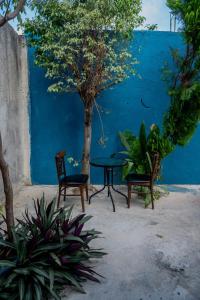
[89,167,128,212]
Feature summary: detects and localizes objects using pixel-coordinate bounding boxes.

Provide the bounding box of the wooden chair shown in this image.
[126,152,160,209]
[55,151,88,211]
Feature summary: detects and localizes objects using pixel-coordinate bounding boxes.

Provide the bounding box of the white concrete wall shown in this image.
[0,24,30,200]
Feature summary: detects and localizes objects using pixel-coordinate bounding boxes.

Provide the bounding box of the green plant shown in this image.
[145,24,158,31]
[66,156,79,168]
[134,185,169,208]
[119,122,174,179]
[163,0,200,146]
[0,197,105,299]
[24,0,144,176]
[147,124,174,159]
[119,122,173,206]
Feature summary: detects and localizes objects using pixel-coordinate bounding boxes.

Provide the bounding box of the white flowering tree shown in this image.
[25,0,144,176]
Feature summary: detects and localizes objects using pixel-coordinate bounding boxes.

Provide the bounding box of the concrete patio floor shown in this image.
[13,185,200,300]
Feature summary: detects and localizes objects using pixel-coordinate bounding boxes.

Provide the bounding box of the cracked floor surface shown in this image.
[11,185,200,300]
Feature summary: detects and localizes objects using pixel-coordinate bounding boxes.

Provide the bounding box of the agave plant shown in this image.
[0,197,105,300]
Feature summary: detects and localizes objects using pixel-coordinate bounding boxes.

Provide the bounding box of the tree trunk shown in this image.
[82,105,93,176]
[0,0,25,240]
[0,132,14,239]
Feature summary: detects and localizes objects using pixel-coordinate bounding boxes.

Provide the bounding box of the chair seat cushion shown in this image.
[61,174,88,185]
[126,173,151,182]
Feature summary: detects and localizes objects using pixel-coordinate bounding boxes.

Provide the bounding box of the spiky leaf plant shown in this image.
[118,123,173,207]
[119,122,174,178]
[0,197,105,300]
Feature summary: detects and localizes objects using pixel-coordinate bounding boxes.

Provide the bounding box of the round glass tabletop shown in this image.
[90,157,127,168]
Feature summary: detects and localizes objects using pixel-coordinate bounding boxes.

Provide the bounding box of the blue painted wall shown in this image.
[29,31,200,184]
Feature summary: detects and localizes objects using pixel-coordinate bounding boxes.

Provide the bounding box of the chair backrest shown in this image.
[151,152,160,182]
[55,151,66,182]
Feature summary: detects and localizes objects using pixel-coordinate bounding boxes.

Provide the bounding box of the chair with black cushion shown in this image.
[126,152,160,209]
[55,151,88,211]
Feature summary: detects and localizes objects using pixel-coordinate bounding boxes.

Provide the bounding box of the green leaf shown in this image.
[19,278,25,300]
[49,268,54,291]
[14,268,30,275]
[45,285,61,300]
[29,267,49,280]
[34,282,43,300]
[146,152,152,172]
[0,260,16,267]
[50,253,61,266]
[0,240,15,249]
[34,274,45,286]
[34,243,65,252]
[79,215,93,225]
[5,273,17,288]
[55,271,85,293]
[24,283,32,300]
[64,235,84,243]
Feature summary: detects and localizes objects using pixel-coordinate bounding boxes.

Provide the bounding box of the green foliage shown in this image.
[66,156,79,167]
[145,24,158,31]
[0,0,20,15]
[139,122,147,158]
[147,124,174,157]
[24,0,144,98]
[164,0,200,146]
[119,122,174,178]
[0,197,105,299]
[133,185,169,208]
[119,123,173,206]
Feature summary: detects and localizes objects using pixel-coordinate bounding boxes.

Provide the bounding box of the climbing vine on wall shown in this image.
[163,0,200,146]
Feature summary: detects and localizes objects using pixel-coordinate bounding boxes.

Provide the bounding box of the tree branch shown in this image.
[0,0,25,27]
[0,0,6,6]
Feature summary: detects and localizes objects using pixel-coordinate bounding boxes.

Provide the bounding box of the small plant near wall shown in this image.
[119,122,173,207]
[66,156,80,168]
[119,122,174,179]
[0,197,105,299]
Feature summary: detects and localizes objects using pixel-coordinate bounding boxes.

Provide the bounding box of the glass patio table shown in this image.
[89,157,128,212]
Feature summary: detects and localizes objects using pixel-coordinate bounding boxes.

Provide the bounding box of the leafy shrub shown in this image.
[0,197,105,300]
[119,122,174,179]
[119,122,173,206]
[163,0,200,146]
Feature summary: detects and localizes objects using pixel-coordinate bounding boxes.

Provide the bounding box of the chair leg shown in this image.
[57,186,61,209]
[128,184,131,208]
[63,187,67,202]
[85,185,89,201]
[80,186,85,212]
[150,185,154,210]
